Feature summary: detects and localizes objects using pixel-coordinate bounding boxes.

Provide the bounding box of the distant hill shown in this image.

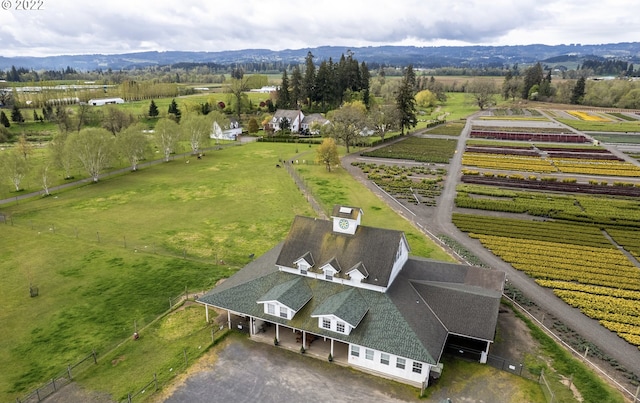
[1,42,639,71]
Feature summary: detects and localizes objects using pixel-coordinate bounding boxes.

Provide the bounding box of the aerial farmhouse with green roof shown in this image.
[197,206,505,388]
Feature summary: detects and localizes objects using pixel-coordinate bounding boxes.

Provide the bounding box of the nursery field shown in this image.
[360,136,457,163]
[452,213,640,348]
[453,116,640,352]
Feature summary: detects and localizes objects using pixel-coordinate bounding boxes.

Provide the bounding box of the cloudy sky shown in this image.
[1,0,639,57]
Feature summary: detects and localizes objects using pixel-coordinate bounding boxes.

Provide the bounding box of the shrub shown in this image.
[562,178,577,183]
[528,175,538,181]
[541,176,558,182]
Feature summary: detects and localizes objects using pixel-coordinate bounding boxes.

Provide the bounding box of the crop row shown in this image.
[567,110,612,122]
[452,213,614,248]
[462,153,557,172]
[470,131,589,143]
[536,280,640,301]
[456,184,640,225]
[605,228,640,258]
[550,159,640,177]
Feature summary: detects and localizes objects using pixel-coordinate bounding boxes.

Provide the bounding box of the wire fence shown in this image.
[0,213,227,266]
[15,351,97,403]
[12,287,202,403]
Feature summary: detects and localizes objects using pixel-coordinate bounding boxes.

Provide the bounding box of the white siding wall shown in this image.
[314,314,352,335]
[347,343,430,385]
[387,238,409,287]
[261,301,294,320]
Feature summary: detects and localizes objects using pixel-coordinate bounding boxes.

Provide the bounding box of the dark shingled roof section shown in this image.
[199,269,435,364]
[347,262,369,278]
[311,288,369,328]
[388,257,505,361]
[276,216,403,287]
[257,277,312,311]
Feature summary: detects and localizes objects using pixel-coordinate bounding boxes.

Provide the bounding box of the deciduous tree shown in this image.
[316,137,339,172]
[182,114,210,155]
[65,128,114,182]
[369,104,399,142]
[326,101,366,153]
[154,117,181,162]
[467,78,498,110]
[0,148,29,191]
[102,106,134,135]
[49,131,74,179]
[117,123,150,171]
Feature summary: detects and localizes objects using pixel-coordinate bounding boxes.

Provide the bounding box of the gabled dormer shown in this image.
[331,206,363,235]
[311,288,368,335]
[256,277,312,320]
[346,262,369,283]
[294,251,315,275]
[320,257,342,281]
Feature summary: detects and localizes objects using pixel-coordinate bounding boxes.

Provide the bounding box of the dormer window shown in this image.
[325,272,333,281]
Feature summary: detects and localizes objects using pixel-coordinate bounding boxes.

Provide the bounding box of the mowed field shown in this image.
[0,141,451,401]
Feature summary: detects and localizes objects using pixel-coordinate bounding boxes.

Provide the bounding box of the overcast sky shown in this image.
[1,0,639,58]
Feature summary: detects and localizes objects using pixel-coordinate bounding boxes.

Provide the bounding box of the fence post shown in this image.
[92,349,97,364]
[169,298,172,310]
[96,231,100,243]
[184,285,188,301]
[68,365,72,380]
[635,385,639,402]
[127,393,132,403]
[584,346,589,358]
[154,373,158,391]
[52,378,56,391]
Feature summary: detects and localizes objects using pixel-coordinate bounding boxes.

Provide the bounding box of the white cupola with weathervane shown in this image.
[331,206,363,235]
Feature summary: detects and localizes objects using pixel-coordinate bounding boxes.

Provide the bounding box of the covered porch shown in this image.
[210,308,349,364]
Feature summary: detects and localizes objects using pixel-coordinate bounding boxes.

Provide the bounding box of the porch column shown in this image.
[480,341,490,364]
[302,331,306,347]
[275,324,280,341]
[330,339,334,356]
[205,305,209,323]
[249,317,254,336]
[227,310,232,330]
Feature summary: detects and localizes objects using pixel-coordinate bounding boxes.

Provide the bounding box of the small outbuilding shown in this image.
[87,97,125,106]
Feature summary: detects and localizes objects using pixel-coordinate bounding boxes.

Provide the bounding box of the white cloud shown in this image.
[0,0,638,57]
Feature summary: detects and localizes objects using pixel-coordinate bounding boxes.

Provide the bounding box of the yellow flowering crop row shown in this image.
[462,153,557,172]
[551,158,640,177]
[567,110,612,122]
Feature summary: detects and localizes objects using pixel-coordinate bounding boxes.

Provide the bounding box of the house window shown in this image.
[396,357,406,370]
[280,306,288,319]
[300,268,307,275]
[267,304,275,315]
[365,349,374,361]
[322,318,331,329]
[336,321,345,333]
[325,273,333,281]
[381,353,390,365]
[351,345,360,357]
[412,362,422,374]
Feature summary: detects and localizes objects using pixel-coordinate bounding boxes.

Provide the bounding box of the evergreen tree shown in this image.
[0,111,10,128]
[571,77,586,104]
[11,104,24,123]
[303,51,316,107]
[290,65,303,108]
[277,70,291,109]
[360,61,371,109]
[148,100,159,117]
[395,65,417,135]
[167,99,181,122]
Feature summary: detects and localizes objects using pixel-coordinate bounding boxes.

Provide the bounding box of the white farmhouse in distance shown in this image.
[211,118,242,141]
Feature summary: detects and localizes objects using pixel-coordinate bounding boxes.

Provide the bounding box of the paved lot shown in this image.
[159,337,419,403]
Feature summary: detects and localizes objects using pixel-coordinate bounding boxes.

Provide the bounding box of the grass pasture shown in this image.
[0,141,451,401]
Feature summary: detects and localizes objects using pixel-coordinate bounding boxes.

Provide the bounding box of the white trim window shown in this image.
[365,349,374,360]
[396,357,406,370]
[380,353,390,365]
[336,321,345,333]
[351,345,360,357]
[267,303,275,315]
[280,306,288,319]
[322,318,331,329]
[412,361,422,374]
